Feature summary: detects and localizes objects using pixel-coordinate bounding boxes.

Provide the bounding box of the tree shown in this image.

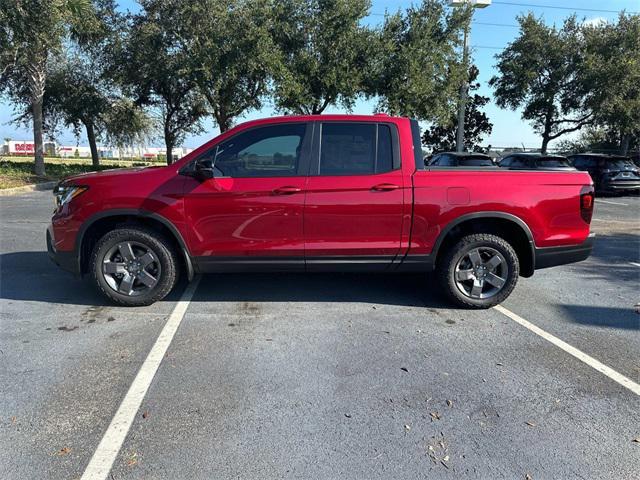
[271,0,374,114]
[490,14,593,154]
[556,126,639,155]
[422,65,492,152]
[117,0,207,164]
[44,55,152,166]
[175,0,279,132]
[582,14,640,155]
[0,0,97,175]
[372,0,468,124]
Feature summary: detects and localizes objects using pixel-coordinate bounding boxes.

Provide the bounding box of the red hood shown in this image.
[61,165,164,184]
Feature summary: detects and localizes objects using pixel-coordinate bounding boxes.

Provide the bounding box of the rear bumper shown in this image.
[534,233,595,269]
[47,226,80,275]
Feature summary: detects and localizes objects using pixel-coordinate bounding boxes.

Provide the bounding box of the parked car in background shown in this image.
[427,152,494,167]
[499,153,575,171]
[568,153,640,194]
[629,152,640,168]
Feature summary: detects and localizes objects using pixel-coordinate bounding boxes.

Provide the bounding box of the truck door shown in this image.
[303,121,405,271]
[182,122,312,271]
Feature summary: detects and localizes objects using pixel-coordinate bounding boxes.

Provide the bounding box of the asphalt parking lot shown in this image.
[1,190,639,480]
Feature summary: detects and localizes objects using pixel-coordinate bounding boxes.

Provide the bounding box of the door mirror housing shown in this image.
[194,160,215,181]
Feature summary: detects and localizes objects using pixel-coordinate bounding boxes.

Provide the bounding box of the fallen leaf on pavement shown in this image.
[404,424,411,431]
[127,452,138,466]
[344,413,351,418]
[632,437,640,443]
[525,474,533,480]
[446,400,453,408]
[525,421,536,427]
[496,362,503,366]
[430,412,441,420]
[142,410,149,419]
[400,367,408,373]
[56,447,72,456]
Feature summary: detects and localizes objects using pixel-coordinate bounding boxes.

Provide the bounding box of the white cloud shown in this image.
[582,17,608,27]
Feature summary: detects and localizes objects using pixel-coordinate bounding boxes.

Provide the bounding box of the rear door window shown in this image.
[319,123,397,175]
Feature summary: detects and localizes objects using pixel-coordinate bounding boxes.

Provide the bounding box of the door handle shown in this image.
[272,186,302,195]
[371,183,400,192]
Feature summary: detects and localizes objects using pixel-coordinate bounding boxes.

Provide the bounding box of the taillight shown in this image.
[580,190,594,223]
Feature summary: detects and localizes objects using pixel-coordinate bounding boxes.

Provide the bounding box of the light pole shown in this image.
[449,0,491,152]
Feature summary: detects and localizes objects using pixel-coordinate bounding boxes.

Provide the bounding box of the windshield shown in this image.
[459,157,493,166]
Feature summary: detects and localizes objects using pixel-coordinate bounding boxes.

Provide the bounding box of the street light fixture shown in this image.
[449,0,491,152]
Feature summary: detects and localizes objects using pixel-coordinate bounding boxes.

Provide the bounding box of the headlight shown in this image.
[53,185,88,208]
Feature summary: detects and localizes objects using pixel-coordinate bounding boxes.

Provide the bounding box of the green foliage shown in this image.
[176,0,280,131]
[556,126,639,155]
[271,0,374,114]
[0,0,100,174]
[117,0,207,164]
[373,0,468,124]
[0,158,137,188]
[489,14,593,153]
[582,14,640,154]
[422,65,492,152]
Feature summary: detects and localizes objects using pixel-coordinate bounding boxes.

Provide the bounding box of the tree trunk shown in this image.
[32,95,45,176]
[620,133,630,156]
[165,141,174,165]
[216,113,232,133]
[85,121,100,168]
[540,134,550,155]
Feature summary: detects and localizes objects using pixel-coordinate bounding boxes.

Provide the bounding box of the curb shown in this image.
[0,181,57,196]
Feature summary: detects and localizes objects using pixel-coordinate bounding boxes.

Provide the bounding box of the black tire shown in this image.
[436,233,519,309]
[90,226,178,306]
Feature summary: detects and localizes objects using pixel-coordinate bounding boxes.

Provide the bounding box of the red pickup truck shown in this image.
[47,114,595,308]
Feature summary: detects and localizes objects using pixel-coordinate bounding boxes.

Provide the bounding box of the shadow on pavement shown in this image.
[190,272,451,308]
[559,304,639,330]
[0,251,184,306]
[571,232,640,284]
[0,251,453,309]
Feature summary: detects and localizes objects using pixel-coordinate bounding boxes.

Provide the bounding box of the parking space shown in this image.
[1,191,638,479]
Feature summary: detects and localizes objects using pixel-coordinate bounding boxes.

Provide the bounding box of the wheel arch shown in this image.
[77,209,194,281]
[433,212,536,277]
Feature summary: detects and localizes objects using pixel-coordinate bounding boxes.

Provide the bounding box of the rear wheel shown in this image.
[437,233,519,309]
[90,227,178,306]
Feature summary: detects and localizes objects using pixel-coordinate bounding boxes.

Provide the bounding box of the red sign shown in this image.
[15,143,35,152]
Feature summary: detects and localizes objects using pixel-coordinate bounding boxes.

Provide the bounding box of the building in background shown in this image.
[1,140,193,161]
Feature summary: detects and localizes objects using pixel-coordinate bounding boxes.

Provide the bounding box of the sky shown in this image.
[1,0,638,151]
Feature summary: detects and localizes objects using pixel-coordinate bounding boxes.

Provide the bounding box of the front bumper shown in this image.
[534,233,595,270]
[47,226,80,275]
[602,180,640,191]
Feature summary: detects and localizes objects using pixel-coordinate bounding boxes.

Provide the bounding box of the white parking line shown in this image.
[595,199,629,206]
[81,277,201,480]
[630,262,640,268]
[494,305,640,396]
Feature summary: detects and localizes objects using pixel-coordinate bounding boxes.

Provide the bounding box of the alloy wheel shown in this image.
[454,246,508,300]
[101,241,161,296]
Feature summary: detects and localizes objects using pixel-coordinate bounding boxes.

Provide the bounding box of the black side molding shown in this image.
[534,233,595,269]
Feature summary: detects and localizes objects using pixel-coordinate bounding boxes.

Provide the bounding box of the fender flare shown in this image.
[76,209,194,281]
[431,211,536,274]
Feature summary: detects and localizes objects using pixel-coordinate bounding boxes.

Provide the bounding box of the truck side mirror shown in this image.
[194,160,215,181]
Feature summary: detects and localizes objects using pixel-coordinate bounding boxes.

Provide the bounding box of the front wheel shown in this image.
[437,233,519,309]
[90,227,178,306]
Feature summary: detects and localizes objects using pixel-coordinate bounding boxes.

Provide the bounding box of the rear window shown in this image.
[602,159,636,169]
[536,158,572,168]
[459,157,493,167]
